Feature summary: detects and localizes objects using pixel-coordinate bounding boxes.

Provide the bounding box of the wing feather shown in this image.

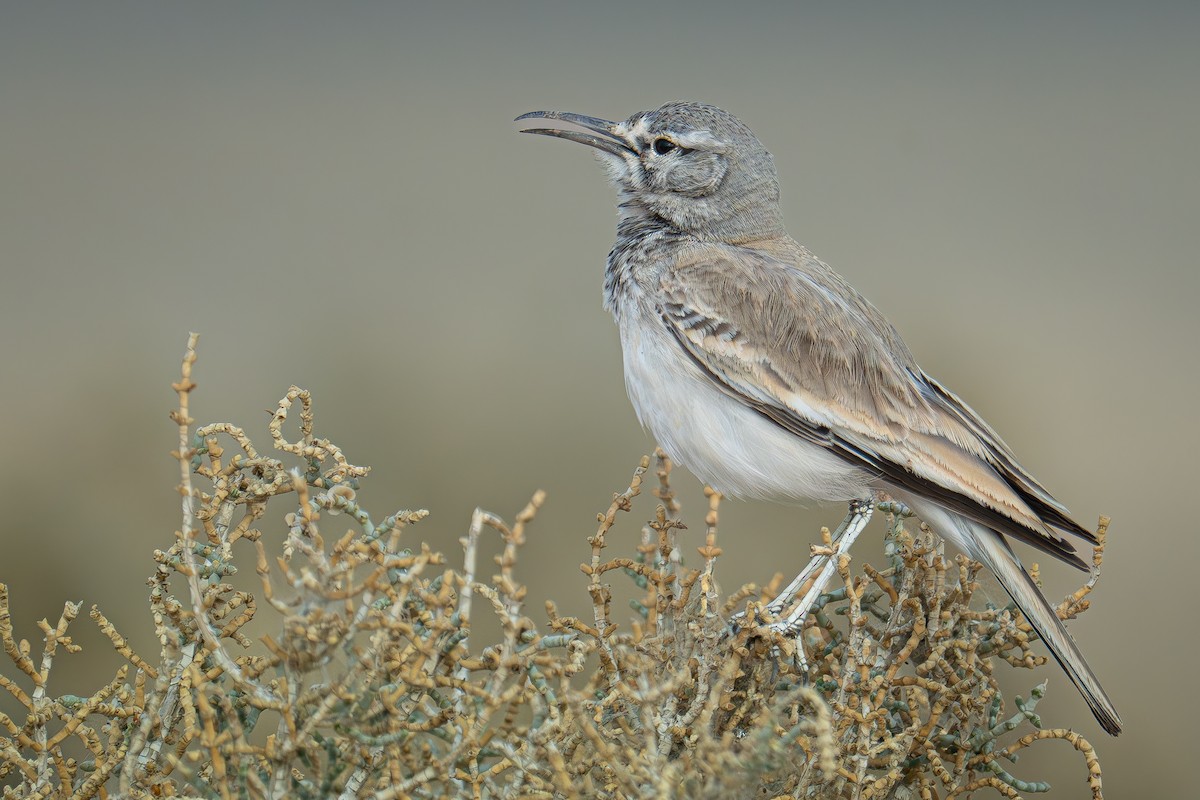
[659,247,1093,567]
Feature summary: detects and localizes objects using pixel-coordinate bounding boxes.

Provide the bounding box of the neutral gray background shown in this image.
[2,2,1195,795]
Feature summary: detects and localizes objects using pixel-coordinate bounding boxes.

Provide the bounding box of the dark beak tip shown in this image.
[515,111,547,122]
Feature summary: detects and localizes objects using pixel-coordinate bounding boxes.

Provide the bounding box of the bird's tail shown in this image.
[902,498,1122,735]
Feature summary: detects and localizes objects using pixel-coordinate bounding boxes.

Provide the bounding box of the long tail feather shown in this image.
[903,498,1122,734]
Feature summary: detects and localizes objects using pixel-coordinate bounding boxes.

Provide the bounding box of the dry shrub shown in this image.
[0,336,1109,798]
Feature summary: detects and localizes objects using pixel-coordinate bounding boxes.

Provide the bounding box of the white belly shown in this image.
[618,317,872,501]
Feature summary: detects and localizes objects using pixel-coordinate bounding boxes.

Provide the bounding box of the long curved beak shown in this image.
[516,111,636,158]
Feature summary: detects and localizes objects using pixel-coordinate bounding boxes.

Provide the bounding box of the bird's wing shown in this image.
[917,373,1095,541]
[657,246,1091,567]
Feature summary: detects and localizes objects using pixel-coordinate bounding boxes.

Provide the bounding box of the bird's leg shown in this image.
[728,498,875,632]
[769,498,874,636]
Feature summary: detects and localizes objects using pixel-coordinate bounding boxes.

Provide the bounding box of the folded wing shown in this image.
[658,246,1093,568]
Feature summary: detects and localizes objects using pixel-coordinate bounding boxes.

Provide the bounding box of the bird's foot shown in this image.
[728,499,875,652]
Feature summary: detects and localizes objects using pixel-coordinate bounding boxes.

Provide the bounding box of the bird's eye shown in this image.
[652,138,677,155]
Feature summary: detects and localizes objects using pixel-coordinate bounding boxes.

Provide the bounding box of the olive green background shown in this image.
[2,2,1196,795]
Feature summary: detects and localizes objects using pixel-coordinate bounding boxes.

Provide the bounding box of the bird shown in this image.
[516,101,1121,735]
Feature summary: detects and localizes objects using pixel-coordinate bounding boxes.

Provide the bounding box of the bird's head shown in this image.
[518,101,783,243]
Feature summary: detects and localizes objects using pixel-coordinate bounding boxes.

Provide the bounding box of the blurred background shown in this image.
[2,1,1195,794]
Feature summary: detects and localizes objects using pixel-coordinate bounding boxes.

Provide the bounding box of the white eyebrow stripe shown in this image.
[672,130,723,149]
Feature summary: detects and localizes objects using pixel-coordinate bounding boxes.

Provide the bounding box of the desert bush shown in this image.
[0,336,1109,798]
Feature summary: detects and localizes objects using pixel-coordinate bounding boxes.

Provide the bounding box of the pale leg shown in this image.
[768,498,874,635]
